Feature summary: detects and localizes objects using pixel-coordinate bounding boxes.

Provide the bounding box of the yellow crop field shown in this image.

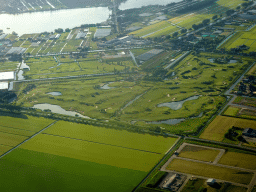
[200,116,256,141]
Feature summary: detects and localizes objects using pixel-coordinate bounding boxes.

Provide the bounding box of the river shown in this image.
[0,7,111,35]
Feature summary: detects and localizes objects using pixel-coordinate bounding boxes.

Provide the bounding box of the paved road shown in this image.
[213,149,225,164]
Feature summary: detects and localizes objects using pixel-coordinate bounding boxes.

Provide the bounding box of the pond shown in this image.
[33,103,90,119]
[157,95,200,110]
[0,7,111,35]
[148,112,203,125]
[47,92,62,96]
[101,82,115,90]
[208,58,237,64]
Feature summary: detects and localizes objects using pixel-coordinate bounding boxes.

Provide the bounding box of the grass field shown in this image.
[179,145,220,162]
[219,152,256,170]
[166,159,253,185]
[223,106,240,116]
[200,116,256,141]
[43,121,177,154]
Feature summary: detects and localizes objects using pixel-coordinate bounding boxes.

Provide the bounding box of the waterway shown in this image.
[119,0,181,10]
[0,7,111,35]
[33,103,90,119]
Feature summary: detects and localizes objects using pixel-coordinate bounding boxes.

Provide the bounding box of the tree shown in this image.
[212,15,218,20]
[65,28,71,32]
[55,28,64,33]
[181,28,187,33]
[172,31,179,38]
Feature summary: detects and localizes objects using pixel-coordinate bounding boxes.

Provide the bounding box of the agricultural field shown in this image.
[0,61,19,72]
[181,178,247,192]
[43,121,178,154]
[166,159,253,185]
[200,116,256,141]
[233,97,256,108]
[178,144,220,162]
[219,152,256,170]
[0,114,54,155]
[0,120,178,192]
[223,106,240,116]
[220,27,256,52]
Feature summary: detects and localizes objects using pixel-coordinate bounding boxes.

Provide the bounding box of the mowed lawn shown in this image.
[200,116,256,141]
[178,144,220,162]
[166,159,253,185]
[219,152,256,170]
[43,121,178,154]
[0,148,146,192]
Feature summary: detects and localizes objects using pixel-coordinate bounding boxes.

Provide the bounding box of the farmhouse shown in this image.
[242,128,256,138]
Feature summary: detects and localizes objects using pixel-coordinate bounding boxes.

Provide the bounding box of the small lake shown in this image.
[33,103,90,119]
[0,7,111,35]
[157,95,200,110]
[148,112,203,125]
[101,82,115,90]
[47,92,62,96]
[208,59,237,64]
[119,0,182,10]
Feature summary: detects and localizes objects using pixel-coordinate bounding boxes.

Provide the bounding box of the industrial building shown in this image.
[243,128,256,138]
[6,47,27,55]
[136,49,164,63]
[0,71,15,81]
[94,28,111,38]
[75,32,87,39]
[0,82,9,90]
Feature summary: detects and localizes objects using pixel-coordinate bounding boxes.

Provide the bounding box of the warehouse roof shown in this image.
[0,71,15,81]
[136,49,164,61]
[6,47,27,55]
[0,82,8,90]
[94,29,111,38]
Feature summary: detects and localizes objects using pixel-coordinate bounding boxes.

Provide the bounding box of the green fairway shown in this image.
[219,152,256,170]
[0,148,146,192]
[43,121,177,154]
[179,145,220,162]
[166,159,253,185]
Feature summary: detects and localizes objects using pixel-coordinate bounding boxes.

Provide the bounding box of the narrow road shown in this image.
[213,149,225,164]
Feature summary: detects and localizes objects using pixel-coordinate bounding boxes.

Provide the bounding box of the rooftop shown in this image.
[0,71,15,81]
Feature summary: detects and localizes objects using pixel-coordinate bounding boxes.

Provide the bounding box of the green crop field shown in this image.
[223,106,240,116]
[0,115,54,132]
[0,61,19,72]
[43,121,177,154]
[0,126,34,137]
[166,159,253,185]
[0,132,28,147]
[200,116,256,141]
[219,152,256,170]
[178,144,220,162]
[0,144,12,156]
[0,121,178,192]
[0,148,147,192]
